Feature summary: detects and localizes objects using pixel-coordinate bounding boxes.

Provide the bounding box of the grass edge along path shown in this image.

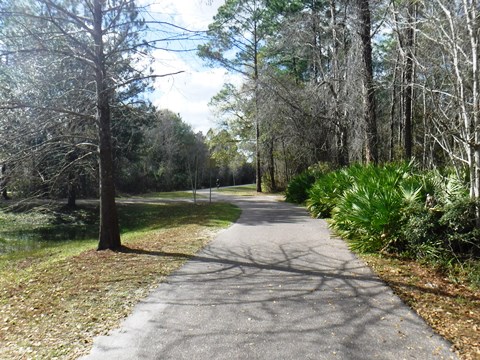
[0,201,240,360]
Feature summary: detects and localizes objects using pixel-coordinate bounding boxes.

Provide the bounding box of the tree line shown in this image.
[0,0,254,251]
[200,0,480,199]
[2,0,477,250]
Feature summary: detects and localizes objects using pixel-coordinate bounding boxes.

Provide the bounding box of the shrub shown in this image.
[332,183,405,252]
[306,168,353,218]
[398,202,444,259]
[285,162,334,204]
[440,197,480,257]
[301,161,479,285]
[329,162,424,253]
[399,185,480,265]
[284,171,316,204]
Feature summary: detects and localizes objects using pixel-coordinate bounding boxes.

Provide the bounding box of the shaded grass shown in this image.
[0,201,240,359]
[117,201,237,233]
[0,204,99,254]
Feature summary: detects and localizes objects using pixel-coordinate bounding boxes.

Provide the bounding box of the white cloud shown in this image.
[146,0,224,30]
[152,64,228,133]
[142,0,243,134]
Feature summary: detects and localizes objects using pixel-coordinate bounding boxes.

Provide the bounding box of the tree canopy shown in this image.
[201,0,480,201]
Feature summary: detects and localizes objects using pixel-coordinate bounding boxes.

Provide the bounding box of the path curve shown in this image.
[81,192,457,359]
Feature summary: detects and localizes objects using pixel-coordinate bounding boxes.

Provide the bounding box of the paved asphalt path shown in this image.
[81,192,457,360]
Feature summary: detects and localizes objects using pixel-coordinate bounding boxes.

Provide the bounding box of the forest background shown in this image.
[0,0,479,251]
[0,0,478,204]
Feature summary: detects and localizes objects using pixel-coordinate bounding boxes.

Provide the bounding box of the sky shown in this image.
[143,0,239,134]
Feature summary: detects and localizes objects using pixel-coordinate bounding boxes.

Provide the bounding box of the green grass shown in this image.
[124,191,206,199]
[217,184,258,196]
[0,204,97,255]
[117,201,241,234]
[0,200,240,261]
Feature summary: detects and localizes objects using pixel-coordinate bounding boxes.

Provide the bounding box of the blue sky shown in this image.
[141,0,241,134]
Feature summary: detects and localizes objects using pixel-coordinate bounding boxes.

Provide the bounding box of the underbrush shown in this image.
[287,162,480,288]
[287,162,480,357]
[284,162,334,204]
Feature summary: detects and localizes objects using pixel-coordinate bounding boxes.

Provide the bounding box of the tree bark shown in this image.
[93,0,121,251]
[268,137,276,192]
[67,171,76,208]
[358,0,378,164]
[389,55,398,162]
[254,19,262,193]
[463,0,480,224]
[330,0,349,166]
[404,1,415,160]
[1,163,9,200]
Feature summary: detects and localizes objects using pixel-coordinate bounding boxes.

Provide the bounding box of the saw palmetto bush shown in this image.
[287,162,479,286]
[285,171,317,204]
[306,166,357,218]
[399,170,480,263]
[285,163,333,204]
[289,161,479,259]
[329,163,425,253]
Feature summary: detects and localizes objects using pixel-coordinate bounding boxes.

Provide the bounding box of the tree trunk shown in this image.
[389,53,399,161]
[358,0,378,164]
[97,112,121,251]
[256,116,262,192]
[464,0,480,224]
[1,163,9,200]
[189,154,198,204]
[254,20,262,193]
[330,0,349,167]
[94,0,121,251]
[282,140,289,184]
[67,172,76,208]
[404,1,415,159]
[269,138,276,192]
[337,126,349,166]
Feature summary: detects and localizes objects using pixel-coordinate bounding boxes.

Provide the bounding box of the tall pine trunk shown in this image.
[268,137,276,192]
[404,1,415,160]
[254,20,262,193]
[1,163,9,200]
[93,0,121,251]
[358,0,378,164]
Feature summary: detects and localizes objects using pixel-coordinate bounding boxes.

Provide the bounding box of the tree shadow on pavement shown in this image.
[88,195,459,360]
[128,241,458,360]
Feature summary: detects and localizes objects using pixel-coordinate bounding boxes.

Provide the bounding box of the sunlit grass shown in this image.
[117,201,240,234]
[124,191,206,199]
[217,184,284,197]
[217,184,258,196]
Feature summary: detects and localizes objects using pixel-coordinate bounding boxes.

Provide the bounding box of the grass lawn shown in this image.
[217,184,259,196]
[122,191,206,200]
[216,184,285,197]
[0,200,240,359]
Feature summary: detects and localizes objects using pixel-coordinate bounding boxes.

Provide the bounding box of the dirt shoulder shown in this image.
[363,255,480,360]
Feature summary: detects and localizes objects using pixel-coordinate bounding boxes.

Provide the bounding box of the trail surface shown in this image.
[82,192,457,359]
